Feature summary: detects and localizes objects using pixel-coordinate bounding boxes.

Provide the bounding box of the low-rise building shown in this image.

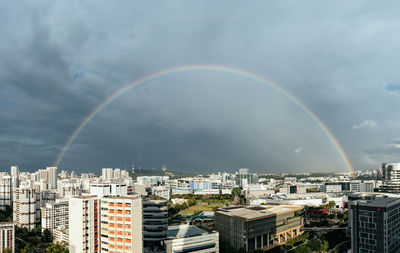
[164,225,219,253]
[215,205,304,251]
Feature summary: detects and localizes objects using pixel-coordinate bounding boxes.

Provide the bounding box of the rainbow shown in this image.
[54,65,355,176]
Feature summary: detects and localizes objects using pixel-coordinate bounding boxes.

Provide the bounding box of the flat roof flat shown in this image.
[167,225,206,239]
[216,205,304,222]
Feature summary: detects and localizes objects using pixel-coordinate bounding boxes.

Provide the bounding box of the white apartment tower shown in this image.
[69,195,100,253]
[13,188,40,229]
[46,167,58,189]
[41,200,69,233]
[100,196,143,253]
[0,175,12,211]
[0,222,15,253]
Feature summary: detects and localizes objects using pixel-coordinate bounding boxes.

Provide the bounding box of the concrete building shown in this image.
[0,222,15,253]
[321,182,350,193]
[142,198,168,252]
[46,167,58,189]
[234,168,259,188]
[53,225,69,244]
[102,168,114,180]
[69,195,100,253]
[90,183,128,198]
[350,180,375,192]
[99,196,143,253]
[215,205,304,251]
[349,194,400,252]
[0,176,12,211]
[164,225,219,253]
[13,188,40,229]
[382,163,400,182]
[41,200,69,233]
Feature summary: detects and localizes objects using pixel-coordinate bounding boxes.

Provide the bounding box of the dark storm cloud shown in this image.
[2,1,400,173]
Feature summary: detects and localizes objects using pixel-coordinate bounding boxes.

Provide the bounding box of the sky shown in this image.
[1,1,400,174]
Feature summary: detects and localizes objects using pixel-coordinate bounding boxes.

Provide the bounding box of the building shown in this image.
[46,167,58,189]
[349,194,400,252]
[215,205,304,251]
[102,168,114,180]
[41,200,69,233]
[164,225,219,253]
[142,198,168,252]
[382,163,400,182]
[321,182,350,193]
[234,168,259,188]
[99,196,143,253]
[53,226,69,244]
[69,195,100,253]
[0,176,12,211]
[13,188,40,229]
[90,183,128,198]
[350,180,375,192]
[0,222,15,253]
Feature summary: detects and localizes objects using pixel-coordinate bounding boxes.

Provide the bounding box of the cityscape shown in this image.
[2,1,400,253]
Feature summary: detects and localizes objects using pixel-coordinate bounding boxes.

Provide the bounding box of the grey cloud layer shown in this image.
[1,1,400,173]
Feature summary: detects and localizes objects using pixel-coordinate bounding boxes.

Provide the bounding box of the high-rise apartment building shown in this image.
[46,167,58,189]
[0,175,12,211]
[69,195,100,253]
[0,222,15,253]
[349,194,400,252]
[100,196,143,253]
[102,168,114,180]
[41,200,69,233]
[13,188,40,229]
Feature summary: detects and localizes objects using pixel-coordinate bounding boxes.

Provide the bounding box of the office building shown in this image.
[99,196,143,253]
[164,225,219,253]
[321,182,350,192]
[350,180,375,192]
[41,200,69,233]
[382,163,400,182]
[69,195,100,253]
[143,198,168,252]
[234,168,259,188]
[215,205,304,251]
[13,188,40,229]
[349,194,400,252]
[0,222,15,253]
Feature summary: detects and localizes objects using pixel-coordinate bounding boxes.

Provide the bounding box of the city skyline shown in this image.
[3,1,400,173]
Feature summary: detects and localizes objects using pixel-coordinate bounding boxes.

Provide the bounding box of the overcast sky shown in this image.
[2,1,400,174]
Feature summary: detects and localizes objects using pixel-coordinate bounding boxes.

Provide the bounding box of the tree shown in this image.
[43,229,53,243]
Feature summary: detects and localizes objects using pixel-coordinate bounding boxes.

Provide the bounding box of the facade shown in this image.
[53,226,69,244]
[0,176,12,211]
[321,182,350,193]
[234,168,259,188]
[46,167,58,189]
[142,198,168,252]
[13,188,40,229]
[215,205,304,252]
[382,163,400,182]
[69,195,100,253]
[0,222,15,253]
[349,194,400,252]
[90,183,128,198]
[350,180,375,192]
[41,200,69,233]
[99,196,143,253]
[164,225,219,253]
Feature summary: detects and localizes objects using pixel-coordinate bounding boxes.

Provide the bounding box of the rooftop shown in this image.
[216,205,304,221]
[167,225,207,239]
